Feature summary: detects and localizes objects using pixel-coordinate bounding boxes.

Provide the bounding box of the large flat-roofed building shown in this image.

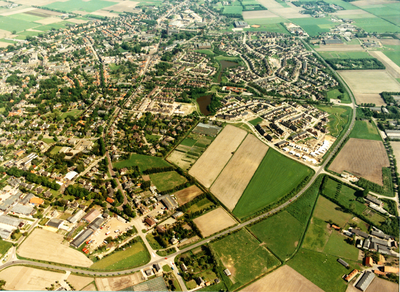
[159,195,178,210]
[88,217,104,231]
[67,209,85,224]
[234,21,248,28]
[70,229,93,248]
[82,208,101,223]
[355,271,375,291]
[0,215,21,227]
[196,42,211,49]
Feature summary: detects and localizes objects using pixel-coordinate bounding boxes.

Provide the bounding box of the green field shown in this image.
[146,232,163,250]
[244,18,289,34]
[288,248,351,292]
[7,13,44,22]
[187,198,215,213]
[312,196,352,227]
[90,241,150,270]
[353,17,400,33]
[211,229,280,288]
[302,216,331,252]
[195,49,215,56]
[326,88,351,104]
[383,45,400,67]
[249,117,263,126]
[349,120,381,141]
[50,146,62,155]
[275,0,290,8]
[290,17,336,36]
[0,16,39,33]
[233,149,313,219]
[316,106,352,137]
[45,0,115,13]
[61,109,83,119]
[0,240,12,256]
[323,231,359,261]
[222,6,243,14]
[319,51,373,60]
[114,154,171,171]
[150,171,187,192]
[249,211,303,261]
[180,138,197,147]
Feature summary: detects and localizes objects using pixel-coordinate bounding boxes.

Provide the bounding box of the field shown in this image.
[302,217,331,252]
[312,196,352,227]
[90,241,150,270]
[193,207,236,237]
[353,17,400,33]
[316,106,351,137]
[149,171,187,192]
[339,70,400,106]
[233,149,313,219]
[329,138,390,185]
[95,272,143,291]
[242,265,323,292]
[249,211,303,261]
[346,276,399,292]
[211,229,280,288]
[18,228,93,267]
[0,266,65,290]
[44,0,115,13]
[61,109,83,119]
[0,239,12,256]
[189,125,247,188]
[66,275,94,291]
[323,231,359,261]
[210,135,268,210]
[114,154,171,171]
[326,88,351,104]
[174,185,203,206]
[390,141,400,169]
[369,50,400,78]
[289,17,336,36]
[243,17,289,34]
[288,248,351,292]
[249,117,263,125]
[349,120,381,141]
[319,51,373,59]
[186,197,215,213]
[383,45,400,68]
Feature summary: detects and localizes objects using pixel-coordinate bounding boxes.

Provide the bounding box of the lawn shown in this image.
[302,217,331,252]
[50,146,62,155]
[349,120,381,141]
[233,149,313,219]
[90,241,150,270]
[249,117,263,126]
[316,105,352,137]
[326,88,351,104]
[43,138,55,144]
[45,0,115,13]
[61,109,83,119]
[211,229,280,287]
[312,196,352,227]
[150,171,187,192]
[249,211,303,261]
[288,248,351,292]
[323,231,359,261]
[114,154,171,171]
[146,233,163,250]
[0,239,12,256]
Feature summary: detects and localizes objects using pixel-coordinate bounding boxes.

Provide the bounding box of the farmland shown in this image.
[242,265,323,292]
[193,208,236,237]
[210,135,268,210]
[114,154,171,171]
[233,149,313,219]
[66,275,94,291]
[329,138,390,185]
[189,125,247,188]
[289,17,336,36]
[312,196,352,227]
[90,241,150,270]
[318,51,373,60]
[0,239,11,256]
[349,120,381,141]
[211,229,280,288]
[174,185,203,206]
[316,105,352,137]
[95,272,143,291]
[149,171,187,192]
[186,197,215,213]
[44,0,115,13]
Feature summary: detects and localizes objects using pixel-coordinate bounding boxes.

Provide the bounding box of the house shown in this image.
[29,197,44,206]
[224,269,231,276]
[145,216,156,228]
[156,225,166,234]
[47,218,64,229]
[170,237,179,245]
[355,271,375,291]
[181,263,188,272]
[337,258,349,268]
[344,269,358,282]
[365,256,373,267]
[106,197,114,204]
[153,263,161,273]
[144,269,154,276]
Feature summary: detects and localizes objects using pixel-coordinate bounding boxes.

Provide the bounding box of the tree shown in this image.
[0,279,6,290]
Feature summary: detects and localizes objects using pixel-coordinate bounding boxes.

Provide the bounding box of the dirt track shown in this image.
[329,138,390,185]
[193,208,237,237]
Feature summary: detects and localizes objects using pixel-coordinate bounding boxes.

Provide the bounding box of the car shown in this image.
[104,240,108,244]
[114,229,120,233]
[171,267,174,270]
[105,231,110,235]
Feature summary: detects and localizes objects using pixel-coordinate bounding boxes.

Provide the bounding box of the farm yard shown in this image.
[242,265,323,292]
[17,228,93,267]
[174,185,203,206]
[233,149,313,219]
[113,154,171,172]
[95,272,143,291]
[210,229,280,288]
[149,171,187,192]
[329,138,390,185]
[210,135,268,210]
[189,125,247,188]
[193,207,237,237]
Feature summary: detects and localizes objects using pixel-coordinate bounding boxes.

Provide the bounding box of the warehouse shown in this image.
[82,208,101,223]
[355,271,375,291]
[70,229,93,248]
[88,217,105,231]
[10,204,33,216]
[67,209,85,224]
[46,218,64,229]
[0,215,21,227]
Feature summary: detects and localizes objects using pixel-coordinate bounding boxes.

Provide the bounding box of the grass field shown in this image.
[244,18,289,34]
[0,240,12,256]
[211,229,280,288]
[249,211,303,261]
[114,154,171,171]
[316,106,352,137]
[233,149,313,219]
[326,88,351,104]
[383,45,400,67]
[319,51,373,60]
[146,233,163,250]
[45,0,115,13]
[195,49,215,56]
[61,109,83,119]
[312,196,352,227]
[150,171,187,192]
[90,242,150,270]
[222,6,243,14]
[0,16,39,33]
[289,17,336,36]
[50,146,62,155]
[349,120,381,141]
[186,198,215,213]
[249,117,263,125]
[353,17,400,33]
[323,231,359,261]
[302,217,331,252]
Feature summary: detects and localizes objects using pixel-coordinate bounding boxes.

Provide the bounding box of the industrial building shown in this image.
[70,229,94,248]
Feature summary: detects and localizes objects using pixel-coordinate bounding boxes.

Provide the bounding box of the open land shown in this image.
[242,265,323,292]
[390,141,400,168]
[339,70,400,105]
[210,135,268,210]
[0,266,66,290]
[193,207,236,237]
[149,171,187,192]
[329,138,390,185]
[82,283,97,291]
[233,149,312,219]
[174,185,203,206]
[114,153,171,171]
[18,228,93,267]
[95,272,143,291]
[316,106,351,137]
[242,10,276,19]
[312,196,352,227]
[189,125,247,188]
[349,120,381,141]
[368,50,400,78]
[66,275,94,291]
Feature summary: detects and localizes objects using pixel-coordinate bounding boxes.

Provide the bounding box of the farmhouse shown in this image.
[365,195,383,207]
[365,256,373,267]
[355,271,375,291]
[70,229,94,248]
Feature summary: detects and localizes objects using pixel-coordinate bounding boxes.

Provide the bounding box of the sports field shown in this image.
[316,106,351,137]
[211,229,280,288]
[149,171,187,192]
[233,149,312,219]
[114,154,171,171]
[90,241,150,270]
[193,208,236,237]
[210,135,268,210]
[349,120,381,141]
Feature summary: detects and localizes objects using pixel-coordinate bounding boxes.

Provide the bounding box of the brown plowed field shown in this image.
[174,185,203,205]
[329,138,389,185]
[66,275,94,291]
[95,272,142,291]
[210,135,268,210]
[242,265,323,292]
[193,208,237,237]
[189,125,247,188]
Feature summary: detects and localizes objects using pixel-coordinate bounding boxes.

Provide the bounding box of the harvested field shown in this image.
[316,45,364,51]
[346,276,398,292]
[242,265,323,292]
[0,266,65,290]
[18,228,93,267]
[66,275,94,291]
[329,138,390,185]
[193,207,236,237]
[95,272,142,291]
[35,17,63,24]
[174,185,203,205]
[390,141,400,168]
[243,10,277,19]
[82,283,97,291]
[339,70,400,105]
[380,38,400,46]
[25,8,62,17]
[104,1,139,13]
[189,125,247,188]
[210,135,268,210]
[67,18,88,24]
[369,50,400,78]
